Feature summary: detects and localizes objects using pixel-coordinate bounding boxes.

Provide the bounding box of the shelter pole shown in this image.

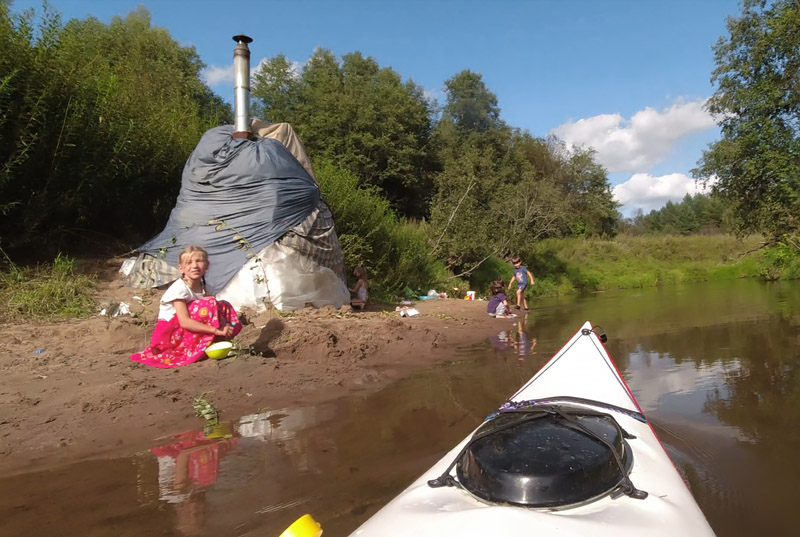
[232,34,253,139]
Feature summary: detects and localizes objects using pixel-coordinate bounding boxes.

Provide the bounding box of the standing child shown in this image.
[350,266,369,310]
[508,256,535,310]
[487,280,515,318]
[130,246,242,368]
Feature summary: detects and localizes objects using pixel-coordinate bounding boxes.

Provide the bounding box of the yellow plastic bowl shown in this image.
[279,514,322,537]
[205,341,233,359]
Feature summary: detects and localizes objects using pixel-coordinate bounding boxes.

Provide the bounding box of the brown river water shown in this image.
[1,279,799,536]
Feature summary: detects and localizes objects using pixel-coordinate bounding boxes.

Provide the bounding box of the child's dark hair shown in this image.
[511,255,521,265]
[353,266,367,280]
[490,280,505,295]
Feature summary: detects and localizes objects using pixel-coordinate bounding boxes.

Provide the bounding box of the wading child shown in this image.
[350,266,369,310]
[130,246,242,368]
[508,256,535,311]
[487,280,515,318]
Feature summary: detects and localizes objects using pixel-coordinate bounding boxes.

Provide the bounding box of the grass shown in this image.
[0,253,96,320]
[522,234,775,297]
[466,234,788,298]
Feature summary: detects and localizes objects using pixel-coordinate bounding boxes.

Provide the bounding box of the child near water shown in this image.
[130,246,242,368]
[350,266,369,310]
[508,256,535,310]
[487,280,516,318]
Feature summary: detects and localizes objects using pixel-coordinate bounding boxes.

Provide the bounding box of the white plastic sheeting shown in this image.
[216,242,349,312]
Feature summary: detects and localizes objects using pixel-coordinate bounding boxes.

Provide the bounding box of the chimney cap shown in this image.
[232,34,253,44]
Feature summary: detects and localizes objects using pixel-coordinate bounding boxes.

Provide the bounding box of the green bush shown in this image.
[316,160,446,299]
[469,256,512,294]
[0,254,95,319]
[0,5,230,252]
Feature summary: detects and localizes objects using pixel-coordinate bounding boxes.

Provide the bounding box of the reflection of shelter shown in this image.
[237,406,335,473]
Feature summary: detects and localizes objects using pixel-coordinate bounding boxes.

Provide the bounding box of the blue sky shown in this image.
[11,0,742,216]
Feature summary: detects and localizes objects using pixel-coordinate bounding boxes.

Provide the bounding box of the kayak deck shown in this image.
[351,322,715,536]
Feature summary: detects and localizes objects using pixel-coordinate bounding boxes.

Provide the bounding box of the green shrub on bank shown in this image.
[758,242,800,280]
[316,160,447,299]
[0,254,95,319]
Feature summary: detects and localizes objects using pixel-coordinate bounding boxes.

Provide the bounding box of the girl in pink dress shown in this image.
[130,246,242,368]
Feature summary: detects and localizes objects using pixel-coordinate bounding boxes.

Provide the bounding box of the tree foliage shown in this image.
[429,71,619,275]
[0,2,230,253]
[2,2,622,291]
[441,70,502,132]
[694,0,800,244]
[252,50,436,218]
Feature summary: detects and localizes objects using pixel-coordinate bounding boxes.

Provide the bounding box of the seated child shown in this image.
[487,280,515,318]
[350,266,368,310]
[130,246,242,368]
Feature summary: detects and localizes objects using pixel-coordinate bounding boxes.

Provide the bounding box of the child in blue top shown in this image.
[507,256,535,311]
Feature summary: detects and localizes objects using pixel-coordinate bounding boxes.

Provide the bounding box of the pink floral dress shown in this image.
[130,296,241,368]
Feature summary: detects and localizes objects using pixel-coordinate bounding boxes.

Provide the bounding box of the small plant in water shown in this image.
[192,393,219,426]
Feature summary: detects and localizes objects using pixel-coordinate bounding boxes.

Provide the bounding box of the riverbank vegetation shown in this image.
[1,1,799,316]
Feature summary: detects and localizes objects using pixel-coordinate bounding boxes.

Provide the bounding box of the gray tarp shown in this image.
[137,125,321,291]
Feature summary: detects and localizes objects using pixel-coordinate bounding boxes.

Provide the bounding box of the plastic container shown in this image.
[205,341,233,359]
[466,291,476,301]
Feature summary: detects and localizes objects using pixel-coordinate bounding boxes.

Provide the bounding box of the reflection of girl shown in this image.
[152,430,238,503]
[490,330,509,351]
[130,246,242,368]
[152,430,238,536]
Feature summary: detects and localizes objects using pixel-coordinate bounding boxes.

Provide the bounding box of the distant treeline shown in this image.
[620,193,732,236]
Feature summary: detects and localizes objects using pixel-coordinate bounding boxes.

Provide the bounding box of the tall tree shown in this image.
[694,0,800,247]
[440,70,502,133]
[0,3,230,253]
[251,49,436,218]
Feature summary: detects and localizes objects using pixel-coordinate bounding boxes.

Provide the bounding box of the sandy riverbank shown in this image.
[0,264,518,475]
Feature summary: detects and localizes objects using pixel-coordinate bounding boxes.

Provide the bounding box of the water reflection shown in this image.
[488,315,537,361]
[151,424,238,535]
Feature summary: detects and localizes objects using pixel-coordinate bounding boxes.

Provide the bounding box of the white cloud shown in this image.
[202,63,234,86]
[613,172,715,214]
[551,100,717,173]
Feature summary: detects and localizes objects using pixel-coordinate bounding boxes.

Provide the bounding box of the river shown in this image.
[1,279,798,536]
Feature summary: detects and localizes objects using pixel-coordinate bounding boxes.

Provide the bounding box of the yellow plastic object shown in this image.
[279,514,323,537]
[205,341,232,359]
[203,421,234,439]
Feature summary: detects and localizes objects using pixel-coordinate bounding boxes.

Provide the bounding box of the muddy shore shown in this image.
[0,268,513,476]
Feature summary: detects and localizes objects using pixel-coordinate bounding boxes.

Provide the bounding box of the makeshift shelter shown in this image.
[123,35,348,311]
[122,119,349,311]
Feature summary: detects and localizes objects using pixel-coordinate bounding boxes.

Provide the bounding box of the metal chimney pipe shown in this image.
[232,34,253,138]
